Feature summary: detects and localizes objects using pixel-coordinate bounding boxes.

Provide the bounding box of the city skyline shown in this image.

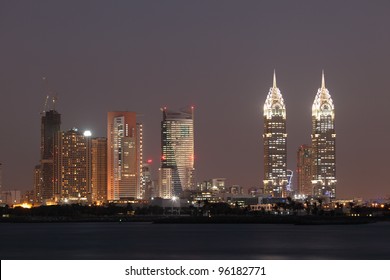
[1,1,390,199]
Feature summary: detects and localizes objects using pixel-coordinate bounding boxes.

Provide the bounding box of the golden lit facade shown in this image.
[107,112,143,201]
[158,167,173,198]
[160,107,194,198]
[297,145,312,196]
[91,137,107,204]
[263,72,288,197]
[54,129,92,202]
[311,72,336,199]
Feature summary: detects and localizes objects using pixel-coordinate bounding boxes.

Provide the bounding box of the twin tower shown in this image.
[263,71,336,199]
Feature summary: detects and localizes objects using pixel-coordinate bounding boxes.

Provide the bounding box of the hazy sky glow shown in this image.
[1,1,390,199]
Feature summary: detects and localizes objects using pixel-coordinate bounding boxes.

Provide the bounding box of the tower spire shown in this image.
[321,70,325,89]
[273,69,277,88]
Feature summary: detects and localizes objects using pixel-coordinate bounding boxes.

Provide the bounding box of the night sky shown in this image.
[1,1,389,199]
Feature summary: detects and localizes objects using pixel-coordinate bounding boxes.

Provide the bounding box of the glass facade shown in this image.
[40,110,61,201]
[160,107,194,197]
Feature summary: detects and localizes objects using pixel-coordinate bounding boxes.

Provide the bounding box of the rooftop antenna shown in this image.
[273,69,277,88]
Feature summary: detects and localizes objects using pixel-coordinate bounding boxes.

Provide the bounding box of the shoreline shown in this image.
[0,215,386,225]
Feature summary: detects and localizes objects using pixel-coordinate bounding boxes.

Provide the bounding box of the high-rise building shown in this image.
[40,110,61,201]
[107,112,143,201]
[54,128,92,203]
[137,123,144,199]
[0,163,2,203]
[311,72,336,199]
[22,190,35,204]
[160,106,195,198]
[91,137,107,204]
[211,178,226,193]
[1,190,21,206]
[142,160,154,199]
[195,178,226,193]
[33,164,42,203]
[297,145,313,196]
[263,71,288,197]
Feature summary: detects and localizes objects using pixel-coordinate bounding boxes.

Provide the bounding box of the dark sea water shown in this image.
[1,222,390,260]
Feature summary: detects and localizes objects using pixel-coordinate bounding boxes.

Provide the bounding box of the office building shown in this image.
[211,178,227,193]
[33,165,42,203]
[1,190,21,206]
[0,163,2,203]
[40,110,61,201]
[297,145,313,196]
[263,71,288,197]
[160,106,195,198]
[142,160,154,199]
[137,123,144,199]
[311,72,336,199]
[107,112,143,201]
[91,137,107,204]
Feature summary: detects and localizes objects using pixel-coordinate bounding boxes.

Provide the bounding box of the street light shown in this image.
[171,196,177,215]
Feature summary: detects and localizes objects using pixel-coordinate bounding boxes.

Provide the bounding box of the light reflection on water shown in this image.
[1,222,390,259]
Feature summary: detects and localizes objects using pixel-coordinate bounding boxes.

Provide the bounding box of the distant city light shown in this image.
[12,203,32,209]
[83,130,92,137]
[147,159,153,164]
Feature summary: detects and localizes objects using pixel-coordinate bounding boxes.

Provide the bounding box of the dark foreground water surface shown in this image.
[1,222,390,259]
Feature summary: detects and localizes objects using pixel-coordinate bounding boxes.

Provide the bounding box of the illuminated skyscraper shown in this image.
[107,112,143,201]
[33,165,42,203]
[137,123,144,199]
[54,129,92,203]
[91,137,107,204]
[159,106,194,198]
[40,109,61,201]
[263,71,288,197]
[311,72,336,199]
[0,163,2,203]
[142,160,154,199]
[297,145,313,196]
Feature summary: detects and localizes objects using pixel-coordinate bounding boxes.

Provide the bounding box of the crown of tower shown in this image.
[263,70,286,119]
[312,70,334,120]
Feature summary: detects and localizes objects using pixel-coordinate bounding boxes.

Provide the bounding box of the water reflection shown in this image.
[1,222,390,259]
